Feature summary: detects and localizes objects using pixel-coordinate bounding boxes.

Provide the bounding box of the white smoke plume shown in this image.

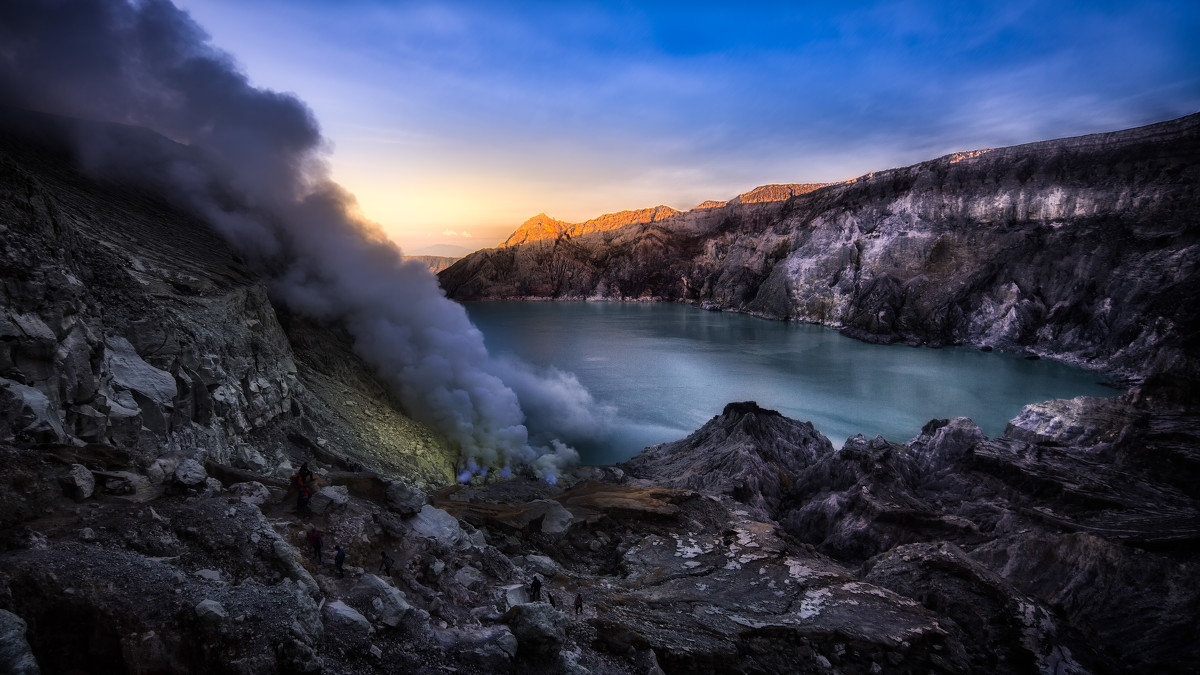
[0,0,611,480]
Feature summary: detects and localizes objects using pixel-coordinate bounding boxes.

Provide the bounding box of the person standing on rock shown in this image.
[335,546,346,579]
[380,550,393,577]
[298,462,313,486]
[530,575,542,602]
[308,527,323,563]
[574,592,583,616]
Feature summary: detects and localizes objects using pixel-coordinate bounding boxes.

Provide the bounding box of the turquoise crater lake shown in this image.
[465,301,1117,466]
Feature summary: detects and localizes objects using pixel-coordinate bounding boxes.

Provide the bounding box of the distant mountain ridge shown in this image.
[500,184,830,247]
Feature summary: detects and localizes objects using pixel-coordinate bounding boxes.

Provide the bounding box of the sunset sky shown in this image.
[175,0,1200,254]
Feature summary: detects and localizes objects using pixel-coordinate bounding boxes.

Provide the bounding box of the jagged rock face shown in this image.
[615,399,1200,672]
[622,401,833,521]
[441,113,1200,379]
[0,109,454,488]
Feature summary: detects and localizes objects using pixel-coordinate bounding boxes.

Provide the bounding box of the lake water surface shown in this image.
[466,301,1117,465]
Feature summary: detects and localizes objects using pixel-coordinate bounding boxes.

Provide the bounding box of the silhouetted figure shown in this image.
[335,546,346,578]
[298,462,313,485]
[574,592,583,616]
[530,575,542,602]
[297,485,311,516]
[380,550,393,576]
[547,593,556,608]
[308,528,323,563]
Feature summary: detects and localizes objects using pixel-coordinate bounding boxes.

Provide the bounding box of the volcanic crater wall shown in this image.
[440,112,1200,380]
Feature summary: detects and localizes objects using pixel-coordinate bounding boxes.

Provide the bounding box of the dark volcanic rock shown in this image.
[622,401,833,521]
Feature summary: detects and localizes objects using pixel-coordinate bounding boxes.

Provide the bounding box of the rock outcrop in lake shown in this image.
[440,113,1200,380]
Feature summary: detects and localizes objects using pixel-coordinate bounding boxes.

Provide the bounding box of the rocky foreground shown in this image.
[2,395,1197,674]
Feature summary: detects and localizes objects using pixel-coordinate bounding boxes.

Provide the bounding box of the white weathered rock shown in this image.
[308,485,349,514]
[173,459,207,486]
[408,505,469,547]
[229,481,271,505]
[104,336,177,407]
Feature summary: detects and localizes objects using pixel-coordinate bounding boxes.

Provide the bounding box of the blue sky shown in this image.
[175,0,1200,253]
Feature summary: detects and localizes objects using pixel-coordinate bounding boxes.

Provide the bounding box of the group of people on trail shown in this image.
[529,575,585,616]
[306,527,346,578]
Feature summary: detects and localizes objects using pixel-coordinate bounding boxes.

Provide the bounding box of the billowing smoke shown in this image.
[0,0,612,480]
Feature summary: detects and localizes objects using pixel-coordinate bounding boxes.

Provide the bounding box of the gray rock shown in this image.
[502,602,567,659]
[357,574,413,628]
[408,505,470,547]
[453,565,484,591]
[0,609,39,675]
[104,336,177,408]
[524,554,559,579]
[384,481,427,515]
[229,481,270,505]
[323,600,374,641]
[194,599,227,623]
[60,464,94,501]
[308,485,350,514]
[0,379,65,444]
[173,459,207,487]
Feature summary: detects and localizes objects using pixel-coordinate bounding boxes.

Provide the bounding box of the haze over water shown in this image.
[467,302,1118,466]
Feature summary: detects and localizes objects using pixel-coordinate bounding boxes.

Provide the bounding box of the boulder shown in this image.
[408,505,470,548]
[502,602,567,659]
[308,485,350,514]
[357,574,413,628]
[0,379,65,444]
[323,600,374,643]
[524,555,560,579]
[228,481,271,506]
[173,459,207,487]
[60,464,94,501]
[194,599,227,623]
[0,609,39,675]
[384,481,426,515]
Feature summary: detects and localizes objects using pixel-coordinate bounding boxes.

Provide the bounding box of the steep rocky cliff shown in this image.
[0,108,454,487]
[441,113,1200,380]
